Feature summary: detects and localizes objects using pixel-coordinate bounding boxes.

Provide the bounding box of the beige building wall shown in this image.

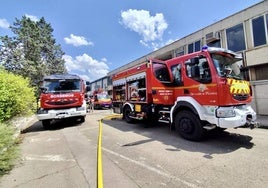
[251,80,268,115]
[246,46,268,66]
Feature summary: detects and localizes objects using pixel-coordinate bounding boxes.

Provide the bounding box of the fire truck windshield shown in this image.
[97,93,110,100]
[43,80,81,93]
[211,53,243,80]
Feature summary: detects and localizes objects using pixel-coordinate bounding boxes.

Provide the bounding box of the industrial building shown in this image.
[90,0,268,115]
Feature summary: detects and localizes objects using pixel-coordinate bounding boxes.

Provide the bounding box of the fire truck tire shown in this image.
[42,120,51,130]
[80,116,85,123]
[175,111,204,141]
[123,106,134,123]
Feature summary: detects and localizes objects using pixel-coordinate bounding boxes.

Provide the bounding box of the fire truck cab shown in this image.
[37,74,88,129]
[112,46,258,141]
[92,89,112,109]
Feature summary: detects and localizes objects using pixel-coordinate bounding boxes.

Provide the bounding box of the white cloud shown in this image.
[25,14,39,22]
[0,18,10,29]
[64,34,94,47]
[120,9,168,48]
[63,54,109,81]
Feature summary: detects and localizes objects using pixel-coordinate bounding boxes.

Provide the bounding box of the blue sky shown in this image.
[0,0,262,81]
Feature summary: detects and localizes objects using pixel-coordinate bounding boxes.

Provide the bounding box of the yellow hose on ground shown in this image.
[97,114,122,188]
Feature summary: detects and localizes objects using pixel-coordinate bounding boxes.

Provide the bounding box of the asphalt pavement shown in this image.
[257,115,268,128]
[0,113,267,188]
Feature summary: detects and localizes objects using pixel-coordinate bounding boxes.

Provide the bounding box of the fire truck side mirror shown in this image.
[40,86,47,93]
[86,86,91,92]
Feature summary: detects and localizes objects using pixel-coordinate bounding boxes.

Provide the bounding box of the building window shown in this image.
[226,23,246,52]
[266,14,268,36]
[188,43,193,53]
[176,51,184,57]
[194,40,201,51]
[175,46,184,57]
[252,15,267,47]
[188,40,201,53]
[207,40,221,48]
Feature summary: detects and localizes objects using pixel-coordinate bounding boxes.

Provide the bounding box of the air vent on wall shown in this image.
[206,31,221,43]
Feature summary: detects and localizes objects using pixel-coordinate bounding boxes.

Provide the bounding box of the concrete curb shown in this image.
[9,115,36,138]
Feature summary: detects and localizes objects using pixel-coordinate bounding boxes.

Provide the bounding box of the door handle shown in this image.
[184,89,190,94]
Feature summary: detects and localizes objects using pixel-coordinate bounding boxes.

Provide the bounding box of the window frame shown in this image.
[226,23,247,52]
[251,14,268,47]
[188,40,201,53]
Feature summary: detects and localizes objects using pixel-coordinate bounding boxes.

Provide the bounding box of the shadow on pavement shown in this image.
[103,118,254,159]
[21,118,84,133]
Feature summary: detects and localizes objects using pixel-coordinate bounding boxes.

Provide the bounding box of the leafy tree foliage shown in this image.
[0,16,66,85]
[0,68,36,122]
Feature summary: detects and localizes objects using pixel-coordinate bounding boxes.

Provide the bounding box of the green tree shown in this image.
[0,68,36,122]
[0,16,66,85]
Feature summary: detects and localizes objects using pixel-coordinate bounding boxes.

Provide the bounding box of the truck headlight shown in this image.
[37,108,48,114]
[216,107,236,118]
[77,106,85,111]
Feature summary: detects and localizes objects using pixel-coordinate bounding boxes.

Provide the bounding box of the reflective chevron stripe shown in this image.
[227,79,250,94]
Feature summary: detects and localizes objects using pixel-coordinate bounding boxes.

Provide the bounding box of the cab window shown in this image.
[185,56,212,83]
[171,63,183,86]
[153,62,171,82]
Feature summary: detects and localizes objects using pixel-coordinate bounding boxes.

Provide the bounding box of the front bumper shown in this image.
[101,103,112,108]
[37,107,87,121]
[218,105,259,129]
[95,103,112,108]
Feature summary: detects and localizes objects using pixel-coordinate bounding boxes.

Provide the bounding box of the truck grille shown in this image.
[233,94,249,101]
[46,100,77,106]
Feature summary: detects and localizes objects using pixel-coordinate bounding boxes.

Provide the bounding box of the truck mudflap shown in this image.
[37,107,87,121]
[217,105,259,129]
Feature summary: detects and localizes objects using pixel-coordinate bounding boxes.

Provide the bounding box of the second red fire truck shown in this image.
[112,46,258,141]
[91,89,112,109]
[37,74,89,129]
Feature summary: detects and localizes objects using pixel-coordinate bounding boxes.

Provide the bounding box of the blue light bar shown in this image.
[201,45,209,51]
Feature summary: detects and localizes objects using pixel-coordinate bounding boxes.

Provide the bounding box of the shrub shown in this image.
[0,122,19,175]
[0,69,36,122]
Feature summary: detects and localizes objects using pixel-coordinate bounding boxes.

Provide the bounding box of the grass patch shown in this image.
[0,122,20,176]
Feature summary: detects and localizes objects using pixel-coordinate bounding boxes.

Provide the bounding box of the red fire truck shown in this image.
[112,46,258,141]
[91,89,112,109]
[37,74,89,129]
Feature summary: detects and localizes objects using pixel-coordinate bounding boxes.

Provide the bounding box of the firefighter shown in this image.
[89,95,94,112]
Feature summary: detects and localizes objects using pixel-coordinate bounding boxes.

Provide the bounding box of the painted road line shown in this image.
[102,147,198,188]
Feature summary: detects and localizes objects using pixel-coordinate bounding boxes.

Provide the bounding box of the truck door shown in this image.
[183,55,218,106]
[151,61,174,105]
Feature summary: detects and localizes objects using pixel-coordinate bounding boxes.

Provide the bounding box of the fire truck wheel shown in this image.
[80,116,85,123]
[123,106,134,123]
[175,111,204,141]
[42,120,51,130]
